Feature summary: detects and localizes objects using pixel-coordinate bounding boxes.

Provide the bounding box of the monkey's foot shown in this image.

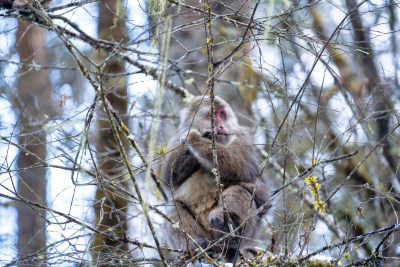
[208,208,226,229]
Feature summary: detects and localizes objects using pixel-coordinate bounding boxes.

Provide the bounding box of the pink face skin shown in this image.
[214,107,227,134]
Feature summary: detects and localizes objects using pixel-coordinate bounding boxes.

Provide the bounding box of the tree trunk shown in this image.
[16,21,54,267]
[91,0,130,265]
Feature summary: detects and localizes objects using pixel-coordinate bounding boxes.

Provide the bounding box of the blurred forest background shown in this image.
[0,0,399,266]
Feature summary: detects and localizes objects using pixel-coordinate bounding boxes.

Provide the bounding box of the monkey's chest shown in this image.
[174,170,218,213]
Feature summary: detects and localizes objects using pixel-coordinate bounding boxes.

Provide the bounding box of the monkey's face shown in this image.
[194,104,237,144]
[180,96,241,145]
[197,107,226,144]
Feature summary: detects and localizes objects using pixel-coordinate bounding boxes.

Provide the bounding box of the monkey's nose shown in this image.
[216,126,226,134]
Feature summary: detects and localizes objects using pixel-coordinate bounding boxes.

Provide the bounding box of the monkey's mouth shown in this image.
[202,131,229,143]
[203,131,227,138]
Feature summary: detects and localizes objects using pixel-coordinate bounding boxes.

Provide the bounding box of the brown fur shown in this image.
[163,96,269,256]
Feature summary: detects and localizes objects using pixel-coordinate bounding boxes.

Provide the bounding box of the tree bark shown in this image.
[91,0,130,265]
[16,21,55,267]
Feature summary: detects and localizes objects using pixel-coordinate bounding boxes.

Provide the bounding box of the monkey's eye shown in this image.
[219,110,226,120]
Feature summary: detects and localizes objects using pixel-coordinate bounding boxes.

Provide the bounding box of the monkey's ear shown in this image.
[179,130,189,144]
[241,126,255,136]
[179,106,190,126]
[178,96,201,128]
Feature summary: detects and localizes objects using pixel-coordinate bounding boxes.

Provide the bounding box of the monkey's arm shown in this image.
[162,142,201,187]
[185,130,259,183]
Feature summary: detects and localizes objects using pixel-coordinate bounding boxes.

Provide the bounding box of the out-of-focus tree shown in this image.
[153,0,263,125]
[14,20,57,266]
[90,0,131,265]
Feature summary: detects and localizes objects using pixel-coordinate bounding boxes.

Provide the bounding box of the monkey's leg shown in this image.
[168,202,213,251]
[209,185,258,241]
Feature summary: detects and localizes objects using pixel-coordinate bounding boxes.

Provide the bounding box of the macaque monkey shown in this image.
[163,96,269,258]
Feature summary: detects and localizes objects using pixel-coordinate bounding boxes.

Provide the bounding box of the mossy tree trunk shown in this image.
[91,0,130,265]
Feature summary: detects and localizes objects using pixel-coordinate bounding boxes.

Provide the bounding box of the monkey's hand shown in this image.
[180,129,201,144]
[183,130,260,183]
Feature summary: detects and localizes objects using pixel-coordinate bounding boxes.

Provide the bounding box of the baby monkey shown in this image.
[163,96,269,258]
